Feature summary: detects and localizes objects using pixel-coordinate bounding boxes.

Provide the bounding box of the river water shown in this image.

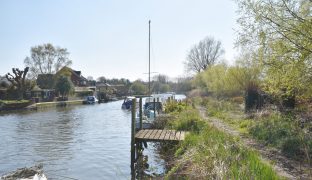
[0,100,165,179]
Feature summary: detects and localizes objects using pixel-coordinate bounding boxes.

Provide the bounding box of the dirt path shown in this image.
[197,106,311,180]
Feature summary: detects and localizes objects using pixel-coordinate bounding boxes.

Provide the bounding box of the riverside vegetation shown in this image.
[154,100,282,179]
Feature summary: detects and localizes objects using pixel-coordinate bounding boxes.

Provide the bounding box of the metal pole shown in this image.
[148,20,151,95]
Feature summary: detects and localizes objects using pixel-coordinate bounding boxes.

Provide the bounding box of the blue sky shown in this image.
[0,0,238,81]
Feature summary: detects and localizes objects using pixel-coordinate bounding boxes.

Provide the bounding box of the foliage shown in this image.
[24,43,72,79]
[36,74,54,89]
[236,0,312,102]
[54,75,74,98]
[185,36,225,73]
[164,100,188,113]
[193,51,262,98]
[97,76,130,86]
[5,67,31,99]
[250,113,312,161]
[129,80,147,95]
[151,81,170,93]
[174,77,193,93]
[163,103,280,179]
[202,96,312,162]
[0,100,32,110]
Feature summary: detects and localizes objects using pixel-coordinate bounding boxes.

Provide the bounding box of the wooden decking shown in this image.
[135,129,187,141]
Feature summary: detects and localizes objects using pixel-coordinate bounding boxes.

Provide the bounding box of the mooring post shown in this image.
[139,97,143,130]
[130,98,136,173]
[157,97,160,113]
[153,98,156,119]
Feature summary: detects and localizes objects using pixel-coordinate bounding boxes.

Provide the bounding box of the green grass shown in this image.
[0,100,30,104]
[162,103,282,179]
[201,96,312,163]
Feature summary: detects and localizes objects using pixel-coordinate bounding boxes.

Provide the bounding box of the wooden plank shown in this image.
[135,130,144,138]
[164,130,171,140]
[175,131,181,140]
[180,131,185,140]
[136,130,148,139]
[136,129,187,141]
[169,130,177,140]
[150,129,158,139]
[159,130,167,140]
[153,130,163,140]
[144,130,154,139]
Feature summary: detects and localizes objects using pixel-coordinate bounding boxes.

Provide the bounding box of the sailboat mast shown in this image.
[148,20,151,95]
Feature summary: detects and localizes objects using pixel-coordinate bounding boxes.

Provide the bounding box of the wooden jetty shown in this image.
[130,97,187,178]
[135,129,186,141]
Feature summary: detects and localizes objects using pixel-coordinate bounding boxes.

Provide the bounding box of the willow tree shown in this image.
[236,0,312,102]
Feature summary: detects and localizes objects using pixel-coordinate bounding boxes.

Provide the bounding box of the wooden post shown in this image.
[130,98,136,173]
[139,97,143,130]
[153,98,156,119]
[157,97,160,113]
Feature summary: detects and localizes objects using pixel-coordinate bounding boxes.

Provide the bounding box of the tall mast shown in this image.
[148,20,151,95]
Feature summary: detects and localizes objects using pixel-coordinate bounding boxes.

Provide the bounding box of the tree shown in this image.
[97,76,106,83]
[130,81,147,95]
[24,43,72,79]
[185,36,225,73]
[54,75,74,99]
[236,0,312,101]
[5,67,30,99]
[153,74,169,84]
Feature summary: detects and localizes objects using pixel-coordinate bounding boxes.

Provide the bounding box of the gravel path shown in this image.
[197,106,311,180]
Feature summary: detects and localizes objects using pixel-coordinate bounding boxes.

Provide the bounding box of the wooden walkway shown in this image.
[135,129,186,141]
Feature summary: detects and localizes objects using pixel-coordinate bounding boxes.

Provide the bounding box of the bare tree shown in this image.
[185,36,225,73]
[24,43,72,79]
[5,67,29,99]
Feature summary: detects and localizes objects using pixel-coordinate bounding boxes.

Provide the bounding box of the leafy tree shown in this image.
[54,75,74,99]
[24,43,72,79]
[185,36,225,73]
[5,67,30,99]
[236,0,312,102]
[130,81,147,95]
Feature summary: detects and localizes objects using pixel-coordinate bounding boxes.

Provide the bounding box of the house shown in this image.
[56,66,88,87]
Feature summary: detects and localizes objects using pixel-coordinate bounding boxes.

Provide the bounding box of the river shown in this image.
[0,100,166,179]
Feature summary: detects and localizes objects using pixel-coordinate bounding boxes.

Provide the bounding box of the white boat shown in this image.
[83,96,98,104]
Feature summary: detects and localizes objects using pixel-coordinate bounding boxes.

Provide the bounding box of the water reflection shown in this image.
[0,97,184,179]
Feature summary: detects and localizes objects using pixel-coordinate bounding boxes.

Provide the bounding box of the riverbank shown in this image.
[154,100,283,179]
[197,96,312,179]
[34,100,84,109]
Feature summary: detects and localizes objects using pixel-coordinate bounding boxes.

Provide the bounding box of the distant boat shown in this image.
[121,96,136,109]
[83,96,98,104]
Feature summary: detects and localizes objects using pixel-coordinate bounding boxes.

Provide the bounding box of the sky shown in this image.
[0,0,239,81]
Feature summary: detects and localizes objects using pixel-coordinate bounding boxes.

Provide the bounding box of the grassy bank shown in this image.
[157,101,281,179]
[200,96,312,163]
[0,100,32,110]
[35,100,84,109]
